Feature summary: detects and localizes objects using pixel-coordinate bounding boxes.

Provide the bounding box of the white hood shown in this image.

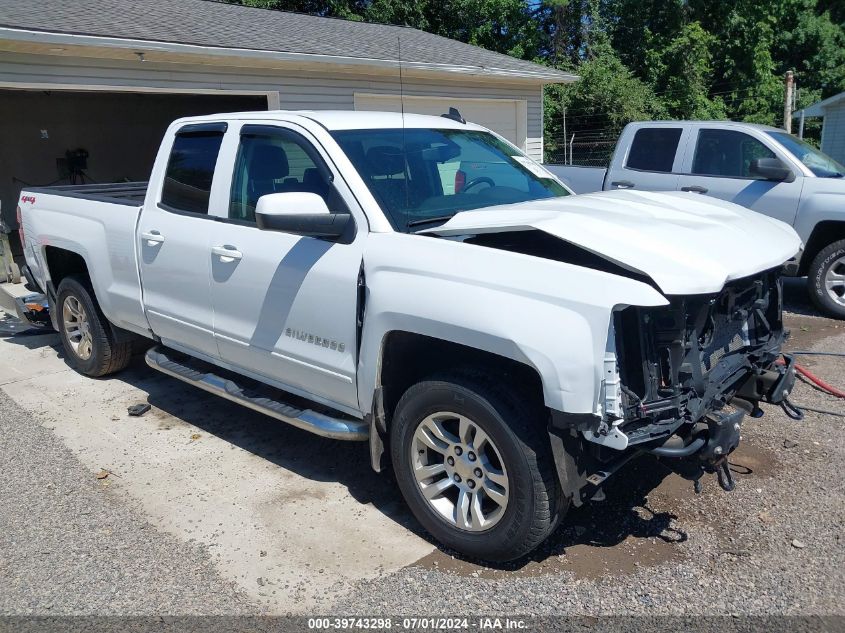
[423,189,802,295]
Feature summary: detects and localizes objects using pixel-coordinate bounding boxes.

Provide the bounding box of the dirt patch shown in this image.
[410,440,781,581]
[129,404,191,431]
[410,456,687,580]
[273,487,328,504]
[554,533,682,580]
[412,531,682,581]
[726,440,780,480]
[783,313,843,351]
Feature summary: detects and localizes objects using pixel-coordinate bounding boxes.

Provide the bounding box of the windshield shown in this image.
[331,128,570,231]
[767,131,844,178]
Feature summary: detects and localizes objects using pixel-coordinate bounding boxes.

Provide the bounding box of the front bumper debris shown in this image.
[563,271,797,501]
[736,353,797,406]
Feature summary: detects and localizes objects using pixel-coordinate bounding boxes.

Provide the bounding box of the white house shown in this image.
[794,91,845,165]
[0,0,575,234]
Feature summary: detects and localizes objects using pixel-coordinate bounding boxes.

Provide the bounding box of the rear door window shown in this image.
[161,126,225,214]
[626,128,682,172]
[691,129,776,178]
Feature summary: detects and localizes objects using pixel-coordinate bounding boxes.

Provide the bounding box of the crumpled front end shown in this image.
[605,268,795,488]
[615,269,789,437]
[557,268,796,502]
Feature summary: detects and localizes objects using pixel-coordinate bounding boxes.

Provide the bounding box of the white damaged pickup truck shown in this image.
[17,110,801,561]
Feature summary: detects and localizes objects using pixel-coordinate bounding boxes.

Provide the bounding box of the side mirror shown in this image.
[750,157,795,183]
[255,192,351,239]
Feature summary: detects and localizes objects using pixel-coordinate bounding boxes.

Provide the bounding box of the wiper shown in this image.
[408,215,455,230]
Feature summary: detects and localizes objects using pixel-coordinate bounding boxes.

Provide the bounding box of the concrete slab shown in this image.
[0,319,434,612]
[0,280,29,313]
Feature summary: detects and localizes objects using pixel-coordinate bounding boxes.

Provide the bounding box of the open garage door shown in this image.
[354,93,527,150]
[0,89,268,253]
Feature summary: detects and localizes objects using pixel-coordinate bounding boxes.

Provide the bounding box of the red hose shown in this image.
[777,357,845,399]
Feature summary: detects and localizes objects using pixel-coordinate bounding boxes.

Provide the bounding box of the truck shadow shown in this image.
[114,353,420,531]
[0,329,64,354]
[512,457,687,566]
[782,276,815,316]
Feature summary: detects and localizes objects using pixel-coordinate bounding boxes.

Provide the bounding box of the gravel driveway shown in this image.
[0,389,256,615]
[0,278,843,617]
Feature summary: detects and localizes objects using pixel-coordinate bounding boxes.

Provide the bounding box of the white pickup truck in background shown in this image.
[17,110,799,561]
[547,121,845,318]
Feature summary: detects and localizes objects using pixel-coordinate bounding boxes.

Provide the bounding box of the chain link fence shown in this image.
[544,135,617,167]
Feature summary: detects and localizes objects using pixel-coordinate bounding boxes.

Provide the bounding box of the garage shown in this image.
[0,89,269,232]
[354,93,528,149]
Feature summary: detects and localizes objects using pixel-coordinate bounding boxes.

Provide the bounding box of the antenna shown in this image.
[397,35,410,219]
[397,35,406,124]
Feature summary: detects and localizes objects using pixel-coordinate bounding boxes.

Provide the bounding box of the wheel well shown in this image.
[800,221,845,276]
[378,331,546,427]
[42,246,138,344]
[44,246,90,289]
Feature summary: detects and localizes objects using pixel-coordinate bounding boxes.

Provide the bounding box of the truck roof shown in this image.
[170,110,488,132]
[627,120,783,132]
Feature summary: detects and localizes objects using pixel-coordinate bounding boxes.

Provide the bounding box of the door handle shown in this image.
[211,245,243,262]
[681,185,709,194]
[610,180,635,189]
[141,231,165,245]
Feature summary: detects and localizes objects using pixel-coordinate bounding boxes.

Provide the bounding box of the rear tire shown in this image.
[56,276,132,377]
[808,239,845,319]
[390,371,564,562]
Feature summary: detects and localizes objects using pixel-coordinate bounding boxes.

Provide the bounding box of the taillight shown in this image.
[454,169,466,193]
[16,205,24,248]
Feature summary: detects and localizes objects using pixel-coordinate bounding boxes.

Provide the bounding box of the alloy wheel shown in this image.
[410,411,509,532]
[62,295,93,360]
[825,256,845,307]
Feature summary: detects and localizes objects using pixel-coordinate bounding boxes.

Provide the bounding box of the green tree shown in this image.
[654,21,726,119]
[363,0,429,29]
[218,0,845,153]
[233,0,366,18]
[686,0,844,126]
[363,0,543,59]
[544,44,666,162]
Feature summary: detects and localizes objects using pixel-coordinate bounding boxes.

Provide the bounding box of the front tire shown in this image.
[56,276,132,377]
[390,372,564,562]
[808,239,845,319]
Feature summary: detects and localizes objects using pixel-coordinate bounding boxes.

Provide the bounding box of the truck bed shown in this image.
[27,182,148,207]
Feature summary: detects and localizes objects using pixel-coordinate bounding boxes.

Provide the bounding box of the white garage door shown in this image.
[354,94,526,150]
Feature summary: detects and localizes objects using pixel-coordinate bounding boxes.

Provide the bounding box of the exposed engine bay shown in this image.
[614,269,790,441]
[593,269,796,495]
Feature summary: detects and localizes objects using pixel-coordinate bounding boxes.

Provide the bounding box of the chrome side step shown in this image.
[145,346,368,441]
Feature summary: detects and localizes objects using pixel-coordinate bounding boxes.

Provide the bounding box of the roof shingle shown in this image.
[0,0,573,81]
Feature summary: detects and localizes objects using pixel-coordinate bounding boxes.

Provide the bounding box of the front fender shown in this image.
[793,185,845,244]
[357,233,668,415]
